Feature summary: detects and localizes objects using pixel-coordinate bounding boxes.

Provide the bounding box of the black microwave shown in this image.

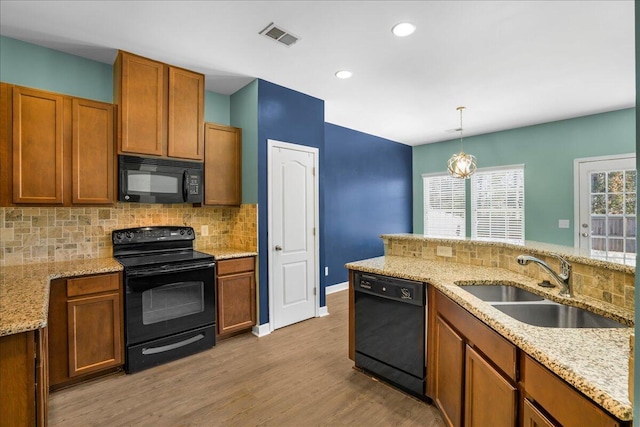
[118,155,203,204]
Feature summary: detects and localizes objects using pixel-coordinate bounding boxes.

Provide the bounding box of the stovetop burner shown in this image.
[112,226,213,269]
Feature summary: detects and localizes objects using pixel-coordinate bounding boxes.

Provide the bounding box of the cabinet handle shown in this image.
[275,245,282,251]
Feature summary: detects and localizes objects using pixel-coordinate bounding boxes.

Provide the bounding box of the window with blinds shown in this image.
[471,165,525,244]
[423,174,466,238]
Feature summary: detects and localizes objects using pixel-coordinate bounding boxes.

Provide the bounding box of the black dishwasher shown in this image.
[354,272,426,398]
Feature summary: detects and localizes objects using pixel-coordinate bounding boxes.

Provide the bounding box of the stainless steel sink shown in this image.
[493,302,627,328]
[459,285,545,302]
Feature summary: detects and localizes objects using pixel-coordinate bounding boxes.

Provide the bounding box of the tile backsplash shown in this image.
[0,203,257,267]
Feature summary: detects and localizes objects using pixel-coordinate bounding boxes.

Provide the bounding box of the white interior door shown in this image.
[268,140,318,330]
[575,154,636,265]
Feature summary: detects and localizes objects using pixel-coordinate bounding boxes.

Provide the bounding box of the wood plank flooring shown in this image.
[48,290,445,426]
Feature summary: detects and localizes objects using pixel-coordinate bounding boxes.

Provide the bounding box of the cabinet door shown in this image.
[204,123,242,206]
[0,331,36,427]
[434,315,465,427]
[523,399,556,427]
[464,345,517,427]
[117,51,165,156]
[12,86,64,204]
[167,67,204,160]
[72,98,115,205]
[67,292,123,377]
[217,271,256,336]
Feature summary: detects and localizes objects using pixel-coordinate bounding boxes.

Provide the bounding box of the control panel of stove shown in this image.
[112,226,195,245]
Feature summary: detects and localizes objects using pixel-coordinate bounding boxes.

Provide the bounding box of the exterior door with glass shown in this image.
[576,154,636,265]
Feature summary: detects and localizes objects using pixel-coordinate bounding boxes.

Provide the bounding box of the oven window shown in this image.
[128,171,179,194]
[142,281,205,325]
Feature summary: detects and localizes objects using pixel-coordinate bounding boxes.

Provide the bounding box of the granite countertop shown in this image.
[0,248,257,338]
[0,258,123,337]
[199,247,258,260]
[346,255,634,421]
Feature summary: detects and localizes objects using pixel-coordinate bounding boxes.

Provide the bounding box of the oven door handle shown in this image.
[126,262,215,277]
[142,333,205,355]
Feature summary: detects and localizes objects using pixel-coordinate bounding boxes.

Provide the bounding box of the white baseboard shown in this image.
[318,306,329,317]
[252,323,272,337]
[326,281,348,295]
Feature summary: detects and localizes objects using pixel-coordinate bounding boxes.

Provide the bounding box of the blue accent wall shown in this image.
[324,123,413,295]
[256,79,325,324]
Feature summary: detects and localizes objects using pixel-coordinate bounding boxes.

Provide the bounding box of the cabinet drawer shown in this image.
[436,291,517,381]
[522,355,621,427]
[217,257,255,276]
[67,273,120,297]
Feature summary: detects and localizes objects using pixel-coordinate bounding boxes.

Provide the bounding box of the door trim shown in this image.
[267,139,320,333]
[573,153,635,248]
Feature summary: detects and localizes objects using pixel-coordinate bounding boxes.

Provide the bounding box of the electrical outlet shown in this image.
[436,246,453,257]
[558,219,570,229]
[325,267,329,276]
[201,225,209,236]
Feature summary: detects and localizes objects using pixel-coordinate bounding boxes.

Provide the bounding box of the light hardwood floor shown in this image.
[48,290,445,426]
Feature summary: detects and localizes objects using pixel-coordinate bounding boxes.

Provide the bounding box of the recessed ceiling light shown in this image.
[392,22,416,37]
[335,70,353,79]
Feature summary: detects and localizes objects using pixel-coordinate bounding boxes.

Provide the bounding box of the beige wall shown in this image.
[0,203,257,267]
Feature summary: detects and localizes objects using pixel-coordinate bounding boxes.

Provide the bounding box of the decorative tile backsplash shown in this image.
[384,237,635,311]
[0,203,257,267]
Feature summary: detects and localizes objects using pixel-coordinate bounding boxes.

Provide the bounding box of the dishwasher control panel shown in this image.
[355,272,424,306]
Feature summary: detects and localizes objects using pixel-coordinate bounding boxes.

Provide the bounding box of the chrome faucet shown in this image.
[516,254,573,298]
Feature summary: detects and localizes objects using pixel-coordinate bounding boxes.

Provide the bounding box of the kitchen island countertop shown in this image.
[346,255,634,421]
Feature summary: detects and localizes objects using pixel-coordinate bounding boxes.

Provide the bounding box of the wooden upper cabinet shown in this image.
[115,51,166,156]
[114,50,204,160]
[168,67,204,160]
[72,99,115,204]
[12,86,65,204]
[1,83,116,207]
[204,123,242,206]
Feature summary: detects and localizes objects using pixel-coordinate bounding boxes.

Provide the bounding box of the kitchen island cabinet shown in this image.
[0,83,115,207]
[432,289,517,427]
[346,252,633,426]
[114,50,204,160]
[216,257,256,339]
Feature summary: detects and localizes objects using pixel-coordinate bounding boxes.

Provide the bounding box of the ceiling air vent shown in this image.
[260,22,300,47]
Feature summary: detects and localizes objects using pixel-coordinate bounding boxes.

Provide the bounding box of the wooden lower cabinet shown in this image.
[216,257,256,338]
[0,329,47,427]
[432,290,518,427]
[522,398,555,427]
[464,345,517,427]
[49,272,123,388]
[522,354,623,427]
[433,315,464,427]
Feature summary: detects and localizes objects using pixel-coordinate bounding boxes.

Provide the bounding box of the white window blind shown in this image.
[423,174,466,238]
[471,166,525,243]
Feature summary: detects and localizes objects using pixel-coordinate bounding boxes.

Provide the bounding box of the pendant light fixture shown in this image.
[447,106,477,179]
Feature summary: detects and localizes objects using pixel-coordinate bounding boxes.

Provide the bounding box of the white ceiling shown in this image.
[0,1,635,146]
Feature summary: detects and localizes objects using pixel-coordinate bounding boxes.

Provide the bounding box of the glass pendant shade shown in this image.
[447,106,476,179]
[447,151,477,179]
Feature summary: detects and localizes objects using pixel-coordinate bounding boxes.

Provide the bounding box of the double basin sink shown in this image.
[459,284,627,328]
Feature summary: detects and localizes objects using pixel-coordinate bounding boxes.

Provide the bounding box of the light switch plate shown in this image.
[558,219,570,229]
[325,267,329,276]
[436,246,453,257]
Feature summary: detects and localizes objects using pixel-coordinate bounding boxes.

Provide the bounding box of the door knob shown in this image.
[581,233,589,237]
[275,245,282,251]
